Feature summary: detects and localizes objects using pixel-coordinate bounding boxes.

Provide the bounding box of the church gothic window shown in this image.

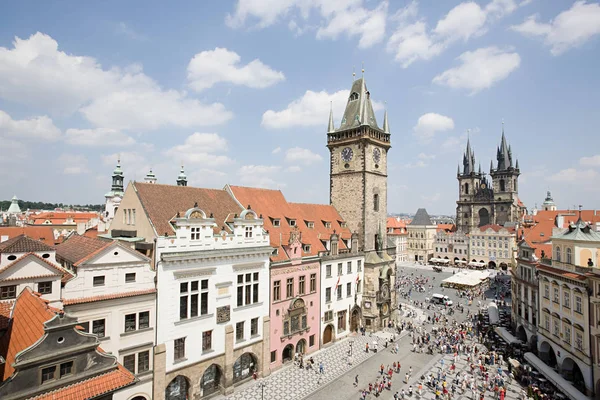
[464,183,469,194]
[349,92,359,101]
[500,179,506,192]
[373,194,379,211]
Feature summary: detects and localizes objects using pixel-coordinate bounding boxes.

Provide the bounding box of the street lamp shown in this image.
[259,380,266,400]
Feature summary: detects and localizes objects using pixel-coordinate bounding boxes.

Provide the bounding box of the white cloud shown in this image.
[547,168,598,182]
[402,160,428,169]
[187,47,285,92]
[510,1,600,55]
[237,164,284,188]
[433,47,521,94]
[0,110,61,141]
[188,168,228,188]
[418,152,436,160]
[262,89,383,129]
[272,147,282,154]
[59,154,89,175]
[65,128,135,147]
[165,133,232,166]
[285,147,323,165]
[0,33,232,130]
[413,112,454,142]
[286,165,302,172]
[226,0,388,49]
[580,154,600,167]
[387,0,526,67]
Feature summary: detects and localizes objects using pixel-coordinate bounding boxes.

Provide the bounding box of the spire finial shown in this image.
[352,66,356,81]
[502,119,505,135]
[327,101,335,133]
[361,61,364,77]
[117,154,121,165]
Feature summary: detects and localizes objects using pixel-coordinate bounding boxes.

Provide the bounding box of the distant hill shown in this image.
[0,199,104,213]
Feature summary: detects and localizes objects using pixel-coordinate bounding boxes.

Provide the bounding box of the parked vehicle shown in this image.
[431,294,453,306]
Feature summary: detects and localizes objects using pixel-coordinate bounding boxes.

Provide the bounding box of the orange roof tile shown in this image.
[63,288,156,306]
[436,224,456,233]
[0,252,73,282]
[83,226,99,238]
[478,224,515,233]
[55,234,110,266]
[228,185,351,262]
[0,287,57,380]
[0,234,54,254]
[30,212,99,225]
[134,182,242,237]
[536,264,588,281]
[0,227,55,246]
[28,364,135,400]
[0,301,14,331]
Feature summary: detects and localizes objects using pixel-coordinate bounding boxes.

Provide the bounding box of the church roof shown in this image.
[337,78,381,132]
[7,196,20,214]
[496,129,513,171]
[409,208,433,226]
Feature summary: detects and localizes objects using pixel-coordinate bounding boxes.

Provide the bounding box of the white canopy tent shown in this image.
[488,302,499,325]
[441,270,490,289]
[494,327,521,346]
[524,352,591,400]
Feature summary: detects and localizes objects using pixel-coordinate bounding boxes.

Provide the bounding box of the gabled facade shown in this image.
[154,205,272,399]
[468,224,516,269]
[407,208,437,263]
[433,230,469,265]
[0,288,136,400]
[58,236,156,400]
[387,217,408,264]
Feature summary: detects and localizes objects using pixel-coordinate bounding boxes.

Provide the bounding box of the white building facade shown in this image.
[61,241,156,400]
[433,230,470,265]
[319,232,364,345]
[153,206,272,400]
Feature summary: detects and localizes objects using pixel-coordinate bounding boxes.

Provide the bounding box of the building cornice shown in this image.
[161,246,272,264]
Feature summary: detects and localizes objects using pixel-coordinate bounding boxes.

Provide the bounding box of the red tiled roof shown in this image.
[134,182,242,237]
[387,217,407,229]
[0,252,73,282]
[63,288,156,306]
[536,264,588,281]
[0,287,57,380]
[0,301,14,331]
[436,224,456,233]
[517,197,525,208]
[29,364,135,400]
[228,185,351,262]
[30,212,99,225]
[55,234,110,266]
[478,224,515,233]
[83,227,99,238]
[0,227,55,246]
[0,234,54,254]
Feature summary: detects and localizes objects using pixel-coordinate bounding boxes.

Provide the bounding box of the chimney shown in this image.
[330,230,339,256]
[351,232,359,253]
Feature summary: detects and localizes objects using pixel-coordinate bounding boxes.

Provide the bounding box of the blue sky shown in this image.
[1,0,599,215]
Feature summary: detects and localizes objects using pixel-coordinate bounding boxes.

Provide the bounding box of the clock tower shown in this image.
[327,75,394,329]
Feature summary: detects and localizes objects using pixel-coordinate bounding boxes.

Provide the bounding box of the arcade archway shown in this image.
[165,376,190,400]
[201,364,222,396]
[539,341,557,368]
[322,324,334,345]
[233,352,257,384]
[282,344,294,362]
[562,357,585,394]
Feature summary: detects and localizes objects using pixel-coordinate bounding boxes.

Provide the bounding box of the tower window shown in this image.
[349,92,359,101]
[464,183,469,194]
[373,194,379,211]
[499,179,505,192]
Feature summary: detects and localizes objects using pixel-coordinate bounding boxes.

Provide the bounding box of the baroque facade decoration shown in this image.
[327,75,395,330]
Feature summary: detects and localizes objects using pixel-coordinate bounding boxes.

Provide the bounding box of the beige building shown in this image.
[536,216,600,397]
[468,224,516,269]
[407,208,437,263]
[433,230,469,265]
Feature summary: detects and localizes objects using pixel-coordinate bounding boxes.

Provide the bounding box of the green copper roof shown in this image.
[337,78,381,132]
[553,219,600,242]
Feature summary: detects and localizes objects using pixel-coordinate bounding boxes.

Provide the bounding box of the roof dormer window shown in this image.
[288,218,296,227]
[272,218,281,227]
[306,221,315,229]
[272,248,279,256]
[323,221,331,229]
[349,92,359,101]
[302,244,311,253]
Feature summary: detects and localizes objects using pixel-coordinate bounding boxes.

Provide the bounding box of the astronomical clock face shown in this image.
[381,282,390,297]
[373,147,381,164]
[341,147,354,162]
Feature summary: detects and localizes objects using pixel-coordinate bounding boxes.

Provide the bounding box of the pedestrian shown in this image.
[354,374,359,387]
[381,364,385,375]
[319,361,324,374]
[366,343,369,353]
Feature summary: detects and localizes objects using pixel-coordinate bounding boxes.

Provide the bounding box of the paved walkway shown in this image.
[222,307,428,400]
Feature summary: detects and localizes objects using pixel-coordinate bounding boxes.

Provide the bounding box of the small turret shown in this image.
[144,168,157,184]
[177,165,187,186]
[328,102,335,133]
[383,108,389,134]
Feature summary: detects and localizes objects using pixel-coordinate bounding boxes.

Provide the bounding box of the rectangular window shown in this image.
[139,311,150,329]
[0,285,16,300]
[357,280,362,293]
[123,354,135,373]
[37,281,53,295]
[236,321,244,342]
[374,193,379,211]
[202,331,212,351]
[289,219,296,227]
[92,319,105,338]
[325,288,331,303]
[271,350,276,363]
[337,286,342,300]
[132,209,136,225]
[563,292,570,308]
[125,273,136,283]
[237,283,244,307]
[299,275,305,295]
[174,338,186,361]
[59,361,73,378]
[553,287,559,303]
[337,263,343,276]
[273,280,281,301]
[324,310,333,321]
[138,351,150,373]
[41,365,56,384]
[575,296,582,313]
[245,226,253,238]
[251,317,258,336]
[191,227,201,240]
[310,274,316,292]
[93,276,105,287]
[564,326,571,343]
[286,278,294,298]
[125,314,137,332]
[357,260,362,272]
[347,261,352,274]
[544,285,549,299]
[273,219,280,227]
[553,320,560,337]
[576,332,583,350]
[309,334,315,347]
[303,244,311,253]
[347,282,351,297]
[179,296,188,320]
[326,264,332,278]
[200,291,208,315]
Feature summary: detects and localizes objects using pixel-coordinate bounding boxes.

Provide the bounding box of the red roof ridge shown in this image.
[62,288,157,306]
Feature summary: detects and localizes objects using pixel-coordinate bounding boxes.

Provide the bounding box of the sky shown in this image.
[1,0,599,215]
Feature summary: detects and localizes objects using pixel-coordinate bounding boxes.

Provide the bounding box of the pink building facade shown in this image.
[268,233,320,370]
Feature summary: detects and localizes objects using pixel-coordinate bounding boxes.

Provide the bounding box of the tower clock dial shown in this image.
[373,147,381,164]
[341,147,353,162]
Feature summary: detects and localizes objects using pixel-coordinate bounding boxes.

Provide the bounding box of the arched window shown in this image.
[555,246,561,262]
[373,194,379,211]
[566,248,572,264]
